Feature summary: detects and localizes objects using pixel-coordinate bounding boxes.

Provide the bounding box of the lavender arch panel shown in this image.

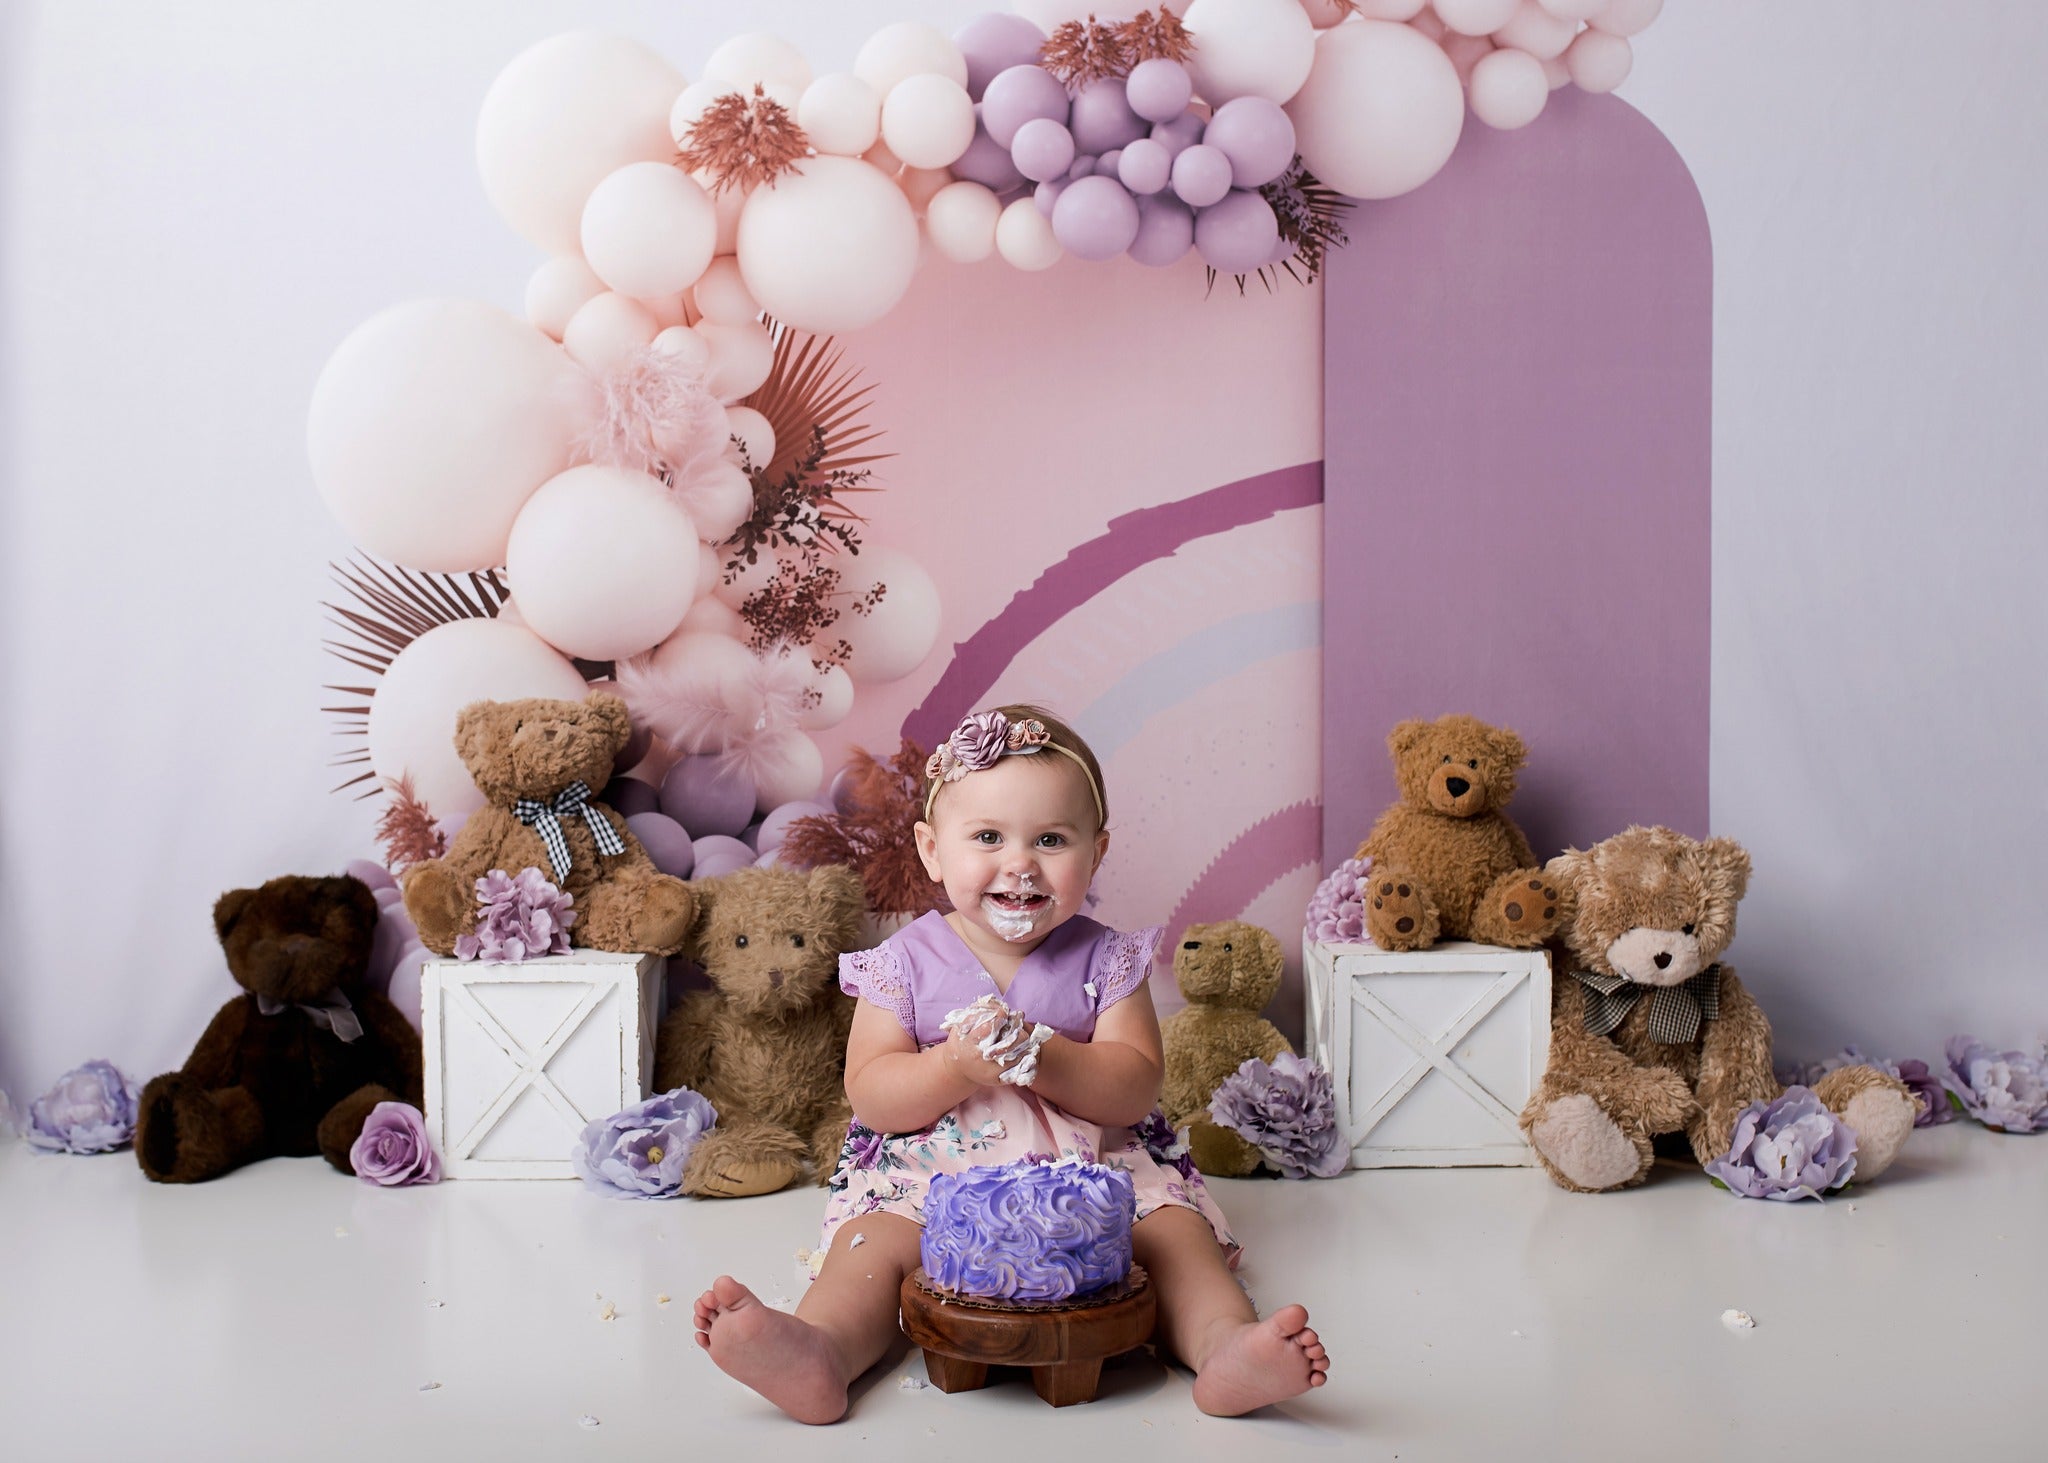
[1321,91,1712,867]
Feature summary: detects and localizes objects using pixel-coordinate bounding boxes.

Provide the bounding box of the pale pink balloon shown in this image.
[925,180,1003,262]
[669,79,741,147]
[1493,0,1579,60]
[702,32,813,91]
[1434,0,1518,37]
[1301,0,1363,24]
[723,405,775,469]
[1442,32,1495,83]
[1543,52,1573,88]
[695,320,775,401]
[714,548,783,608]
[1183,0,1318,105]
[1468,47,1549,129]
[639,291,694,329]
[367,618,590,818]
[561,292,660,372]
[1537,0,1608,20]
[881,74,976,170]
[854,21,968,94]
[506,466,700,661]
[1409,9,1448,40]
[580,162,718,299]
[898,165,953,212]
[1350,0,1427,17]
[677,591,745,640]
[750,730,826,811]
[691,169,746,254]
[1565,28,1632,91]
[651,324,713,372]
[677,459,754,543]
[995,196,1062,270]
[798,664,854,731]
[736,157,920,333]
[308,299,582,572]
[1591,0,1663,38]
[525,257,605,340]
[476,34,685,256]
[1287,20,1465,200]
[692,257,759,326]
[837,549,942,684]
[632,628,757,752]
[799,72,883,157]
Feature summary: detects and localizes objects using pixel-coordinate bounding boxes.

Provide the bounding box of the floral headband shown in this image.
[922,710,1105,825]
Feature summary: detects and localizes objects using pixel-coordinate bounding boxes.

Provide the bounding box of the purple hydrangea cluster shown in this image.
[1777,1046,1953,1128]
[1209,1052,1349,1179]
[1704,1086,1858,1200]
[455,867,576,963]
[920,1159,1135,1303]
[572,1087,718,1199]
[349,1101,441,1186]
[23,1060,141,1155]
[1942,1037,2048,1133]
[1304,856,1373,944]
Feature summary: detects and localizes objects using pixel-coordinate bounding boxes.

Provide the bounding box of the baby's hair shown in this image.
[924,703,1110,831]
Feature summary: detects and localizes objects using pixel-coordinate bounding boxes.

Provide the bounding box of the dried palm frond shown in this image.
[779,739,948,918]
[742,324,891,489]
[677,85,812,192]
[1205,159,1355,296]
[374,772,447,872]
[1040,18,1133,88]
[1116,8,1197,66]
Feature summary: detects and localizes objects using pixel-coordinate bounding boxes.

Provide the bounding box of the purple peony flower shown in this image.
[1775,1045,1954,1128]
[1942,1036,2048,1133]
[23,1060,140,1154]
[1893,1059,1952,1127]
[1209,1052,1349,1179]
[455,867,576,963]
[950,711,1013,771]
[572,1087,718,1199]
[0,1087,22,1139]
[1705,1086,1858,1200]
[349,1101,441,1186]
[1304,856,1373,944]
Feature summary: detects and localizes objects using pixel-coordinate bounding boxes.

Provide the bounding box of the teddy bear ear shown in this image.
[1543,847,1589,896]
[1248,924,1282,969]
[452,699,498,763]
[1699,837,1753,900]
[584,691,632,749]
[807,865,866,946]
[1490,724,1529,771]
[681,882,717,962]
[1386,719,1431,759]
[213,887,255,942]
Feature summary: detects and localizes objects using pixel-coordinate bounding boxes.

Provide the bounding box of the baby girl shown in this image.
[694,705,1330,1421]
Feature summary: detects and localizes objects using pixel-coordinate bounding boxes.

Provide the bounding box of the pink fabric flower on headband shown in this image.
[925,710,1050,784]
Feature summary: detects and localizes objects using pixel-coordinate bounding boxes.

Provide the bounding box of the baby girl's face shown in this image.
[914,753,1108,951]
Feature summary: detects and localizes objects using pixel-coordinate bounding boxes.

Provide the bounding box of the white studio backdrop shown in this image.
[1,2,2042,1101]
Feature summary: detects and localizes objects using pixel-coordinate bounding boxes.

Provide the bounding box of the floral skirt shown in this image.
[819,1087,1239,1263]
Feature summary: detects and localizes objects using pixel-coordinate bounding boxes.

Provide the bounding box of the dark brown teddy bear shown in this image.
[402,692,694,957]
[1160,921,1293,1177]
[1353,714,1564,952]
[653,865,865,1198]
[136,874,423,1182]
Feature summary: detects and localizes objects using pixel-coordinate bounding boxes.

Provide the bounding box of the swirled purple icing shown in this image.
[920,1159,1136,1303]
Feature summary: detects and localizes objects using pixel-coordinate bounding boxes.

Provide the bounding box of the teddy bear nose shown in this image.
[1182,940,1201,951]
[768,970,785,988]
[1444,777,1470,798]
[1653,951,1672,970]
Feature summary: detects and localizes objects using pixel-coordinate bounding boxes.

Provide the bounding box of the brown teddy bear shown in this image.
[1160,921,1293,1176]
[401,692,694,957]
[136,874,423,1182]
[653,865,866,1197]
[1521,825,1919,1193]
[1353,713,1564,953]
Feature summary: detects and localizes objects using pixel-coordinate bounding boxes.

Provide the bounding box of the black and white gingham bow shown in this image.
[1574,965,1723,1045]
[513,780,624,881]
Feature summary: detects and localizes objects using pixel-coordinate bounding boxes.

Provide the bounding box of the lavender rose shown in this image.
[1305,856,1374,943]
[1705,1086,1858,1200]
[572,1087,718,1199]
[1942,1036,2048,1133]
[1209,1052,1349,1179]
[24,1060,141,1154]
[349,1101,441,1186]
[949,710,1013,772]
[455,867,576,963]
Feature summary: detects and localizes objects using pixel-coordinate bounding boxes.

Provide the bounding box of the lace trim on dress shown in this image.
[1096,925,1165,1010]
[840,943,915,1036]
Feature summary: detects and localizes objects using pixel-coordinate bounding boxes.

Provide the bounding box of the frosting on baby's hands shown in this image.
[940,994,1054,1088]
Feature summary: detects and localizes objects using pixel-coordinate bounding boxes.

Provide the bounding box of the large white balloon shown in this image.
[525,256,606,340]
[925,180,1003,262]
[995,197,1062,270]
[880,74,977,170]
[580,162,718,298]
[838,549,942,684]
[1287,20,1465,199]
[368,618,591,819]
[702,32,814,91]
[736,157,920,333]
[506,465,700,660]
[309,299,581,572]
[854,21,968,95]
[1182,0,1318,105]
[798,73,884,157]
[476,33,685,256]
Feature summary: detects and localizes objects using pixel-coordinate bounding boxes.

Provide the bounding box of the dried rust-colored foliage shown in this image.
[1039,17,1134,88]
[676,85,812,192]
[374,772,447,873]
[1116,8,1197,66]
[779,739,948,918]
[1208,160,1355,296]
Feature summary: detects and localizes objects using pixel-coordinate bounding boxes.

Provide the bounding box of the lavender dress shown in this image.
[821,911,1238,1259]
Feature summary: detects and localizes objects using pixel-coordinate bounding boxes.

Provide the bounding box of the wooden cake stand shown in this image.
[899,1265,1156,1407]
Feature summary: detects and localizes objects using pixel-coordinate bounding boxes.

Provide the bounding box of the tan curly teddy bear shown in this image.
[1160,921,1293,1177]
[400,693,695,957]
[1521,825,1919,1193]
[1353,713,1564,952]
[653,865,866,1198]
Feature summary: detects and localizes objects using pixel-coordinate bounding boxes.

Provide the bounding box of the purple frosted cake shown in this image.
[919,1159,1136,1304]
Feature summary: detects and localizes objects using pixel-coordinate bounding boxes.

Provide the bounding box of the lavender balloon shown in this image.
[345,857,397,894]
[1011,116,1077,183]
[757,799,833,855]
[920,1160,1136,1303]
[1034,178,1068,218]
[691,834,755,880]
[1170,144,1233,208]
[1195,188,1281,272]
[1150,110,1206,159]
[1065,153,1096,182]
[659,754,755,837]
[954,12,1047,99]
[1118,137,1172,195]
[1052,175,1141,261]
[627,811,695,878]
[1128,194,1195,266]
[1069,79,1148,154]
[951,118,1025,192]
[1125,57,1193,124]
[982,64,1069,148]
[612,719,652,776]
[1203,96,1297,189]
[604,775,660,818]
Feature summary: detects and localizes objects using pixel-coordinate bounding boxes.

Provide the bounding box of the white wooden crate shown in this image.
[420,950,664,1179]
[1305,938,1550,1168]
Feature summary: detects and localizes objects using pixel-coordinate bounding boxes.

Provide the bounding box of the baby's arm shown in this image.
[844,999,1008,1134]
[1028,985,1167,1129]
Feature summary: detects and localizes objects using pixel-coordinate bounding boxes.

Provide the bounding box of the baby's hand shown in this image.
[940,1024,1010,1088]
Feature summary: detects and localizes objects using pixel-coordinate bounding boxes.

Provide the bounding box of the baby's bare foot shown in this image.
[693,1275,849,1424]
[1191,1304,1330,1417]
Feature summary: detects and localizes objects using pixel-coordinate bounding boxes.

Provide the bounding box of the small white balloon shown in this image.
[1537,0,1609,20]
[1543,52,1573,88]
[864,139,905,176]
[695,320,776,401]
[798,664,854,730]
[678,459,755,543]
[1592,0,1663,38]
[677,591,745,640]
[1493,0,1579,59]
[561,292,660,372]
[736,157,921,334]
[854,21,968,95]
[1565,28,1632,91]
[692,256,760,325]
[1350,0,1427,17]
[1468,47,1549,129]
[1182,0,1318,105]
[995,196,1062,270]
[880,73,976,170]
[839,549,942,684]
[1287,20,1465,199]
[636,628,756,753]
[715,549,783,608]
[723,405,776,470]
[651,324,714,371]
[639,291,694,329]
[580,162,718,299]
[691,169,746,254]
[750,730,825,810]
[525,256,606,341]
[702,32,814,91]
[506,465,701,661]
[1434,0,1519,36]
[1301,0,1364,22]
[799,72,883,156]
[670,79,743,148]
[925,180,1003,262]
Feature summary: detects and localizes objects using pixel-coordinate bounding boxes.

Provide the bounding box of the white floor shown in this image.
[0,1123,2037,1460]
